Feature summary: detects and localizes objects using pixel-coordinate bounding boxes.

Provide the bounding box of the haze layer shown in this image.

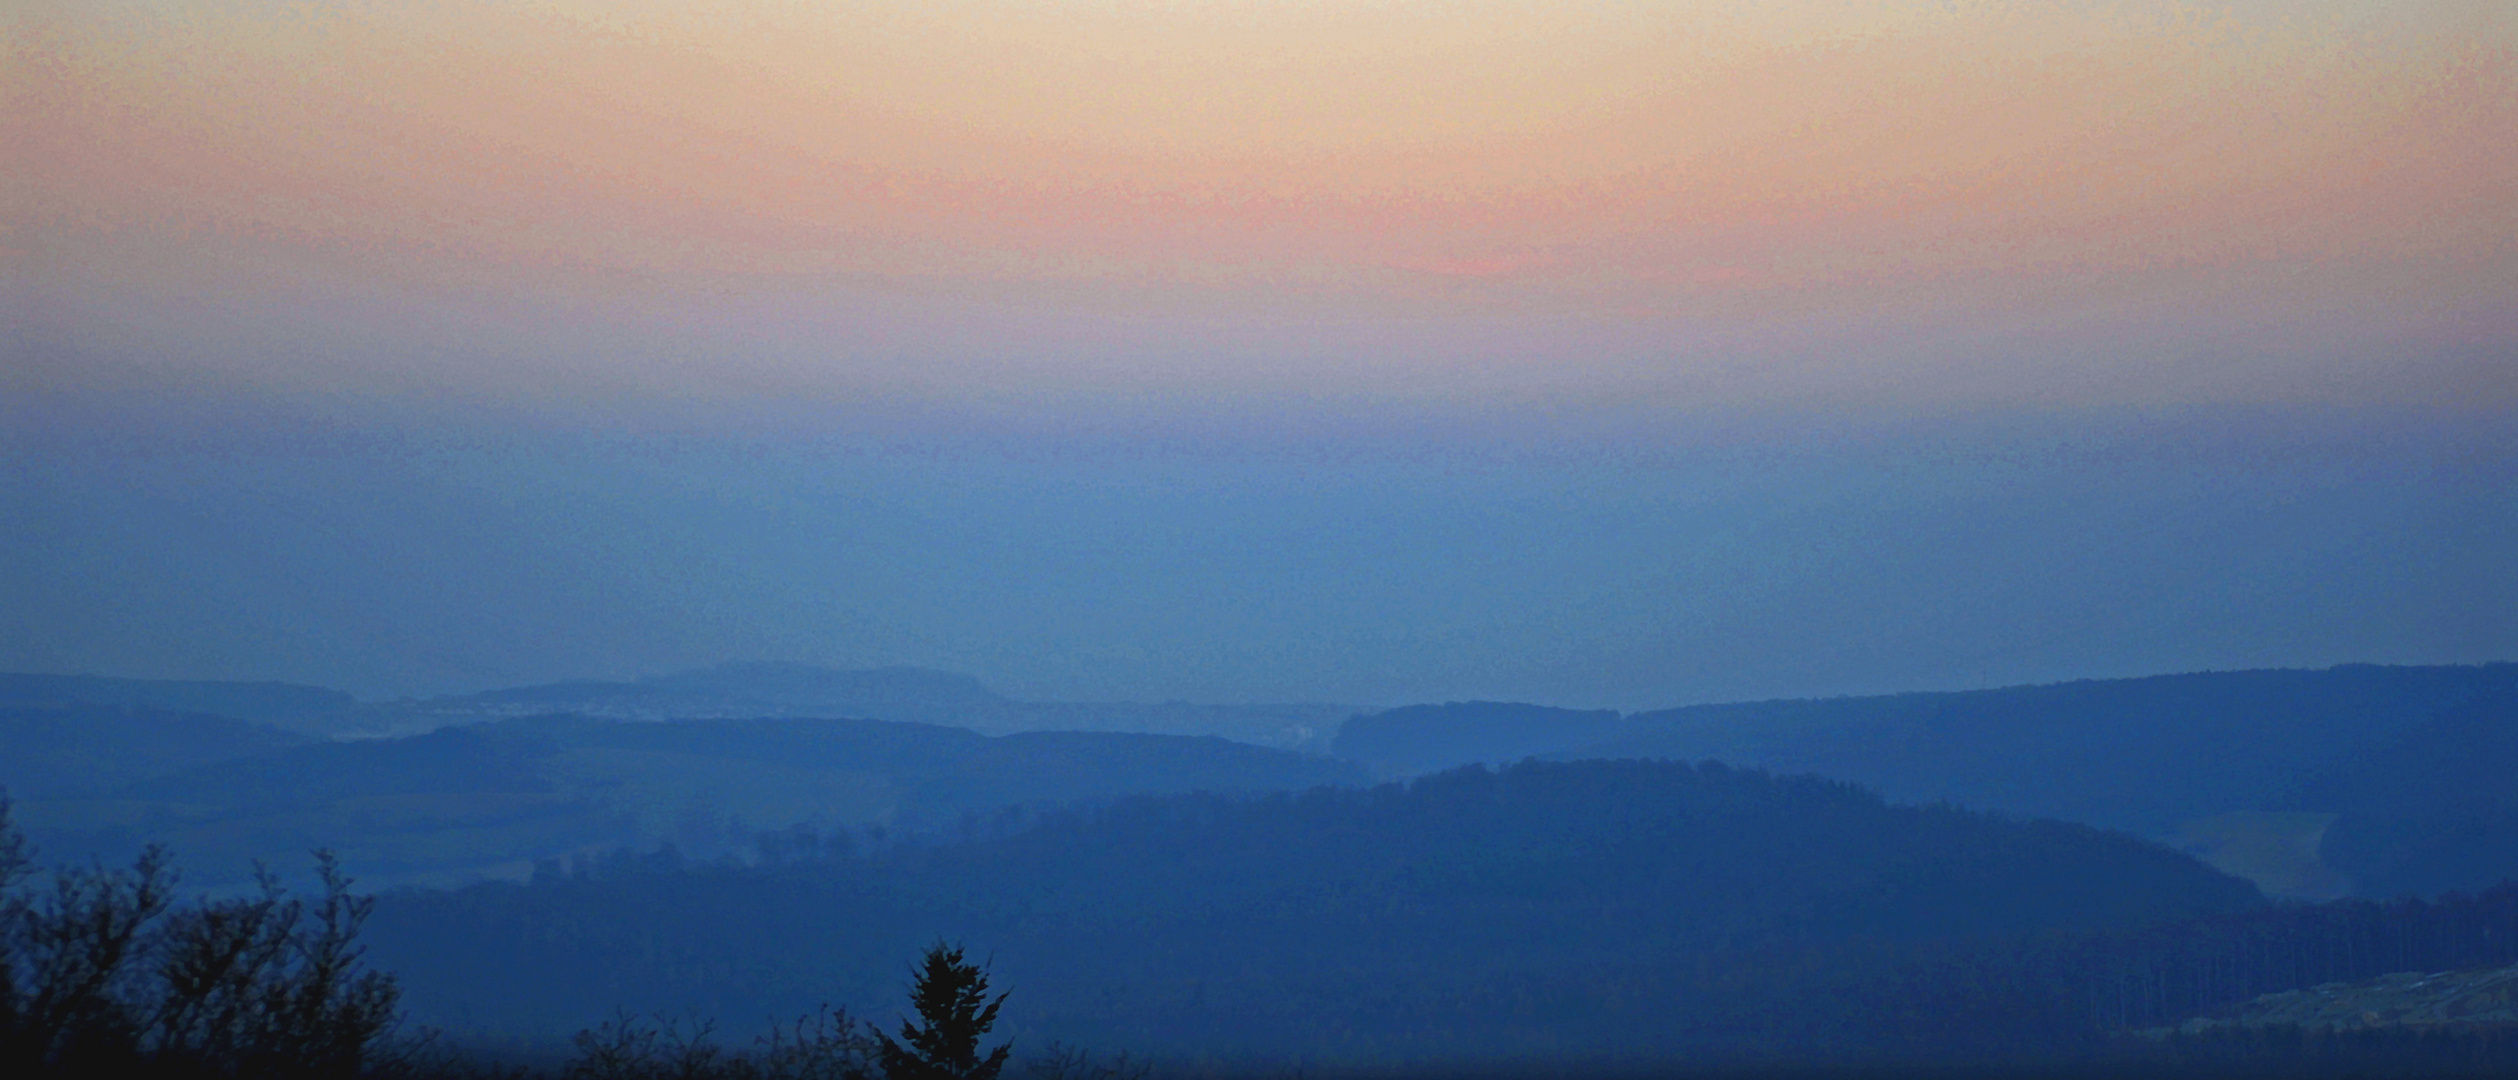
[4,1,2512,700]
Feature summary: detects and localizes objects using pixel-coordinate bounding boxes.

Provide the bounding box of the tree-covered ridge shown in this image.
[1329,664,2518,899]
[1598,664,2518,837]
[0,705,311,800]
[17,663,2518,900]
[10,761,2517,1073]
[10,715,1364,892]
[364,759,2266,1060]
[0,801,1121,1080]
[2275,689,2518,898]
[1332,701,1625,776]
[1337,665,2514,831]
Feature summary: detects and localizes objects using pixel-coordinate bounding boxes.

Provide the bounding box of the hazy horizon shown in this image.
[8,0,2515,704]
[10,5,2518,1072]
[8,393,2511,707]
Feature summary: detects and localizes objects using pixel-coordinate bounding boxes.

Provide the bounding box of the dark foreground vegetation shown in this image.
[11,767,2518,1078]
[8,659,2517,1078]
[0,797,1134,1080]
[0,802,399,1078]
[361,761,2518,1071]
[367,760,2260,1057]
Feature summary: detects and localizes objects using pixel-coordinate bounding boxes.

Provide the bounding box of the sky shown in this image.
[4,0,2514,704]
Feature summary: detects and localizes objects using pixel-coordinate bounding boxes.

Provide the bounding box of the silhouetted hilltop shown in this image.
[365,759,2263,1060]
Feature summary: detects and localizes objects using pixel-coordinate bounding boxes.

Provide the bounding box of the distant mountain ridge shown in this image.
[0,673,359,727]
[1593,664,2516,835]
[0,664,1356,749]
[418,662,1355,749]
[12,661,2518,899]
[17,713,1368,889]
[442,663,1005,715]
[1333,700,1626,775]
[1326,664,2518,899]
[0,704,311,799]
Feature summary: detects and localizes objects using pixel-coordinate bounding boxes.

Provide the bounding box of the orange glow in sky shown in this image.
[8,0,2514,409]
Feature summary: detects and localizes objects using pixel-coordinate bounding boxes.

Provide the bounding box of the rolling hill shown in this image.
[410,662,1354,750]
[1328,664,2518,899]
[18,714,1367,889]
[0,704,312,799]
[363,758,2265,1062]
[1332,700,1627,776]
[16,662,2516,902]
[2272,688,2518,897]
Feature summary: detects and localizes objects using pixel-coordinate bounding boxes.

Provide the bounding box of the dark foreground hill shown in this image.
[18,715,1366,889]
[365,759,2264,1063]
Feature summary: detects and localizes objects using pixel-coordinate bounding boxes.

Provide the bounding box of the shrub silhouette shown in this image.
[0,797,402,1078]
[873,944,1009,1080]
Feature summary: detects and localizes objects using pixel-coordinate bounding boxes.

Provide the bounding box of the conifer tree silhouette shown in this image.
[873,943,1009,1080]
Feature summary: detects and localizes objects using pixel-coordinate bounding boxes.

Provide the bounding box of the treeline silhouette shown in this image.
[368,760,2281,1062]
[17,760,2518,1076]
[0,797,1136,1080]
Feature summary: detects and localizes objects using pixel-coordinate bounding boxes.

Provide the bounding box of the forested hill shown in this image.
[365,759,2262,1061]
[1330,664,2518,899]
[16,715,1366,889]
[0,704,310,799]
[1594,664,2518,837]
[2276,687,2518,899]
[1332,701,1625,774]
